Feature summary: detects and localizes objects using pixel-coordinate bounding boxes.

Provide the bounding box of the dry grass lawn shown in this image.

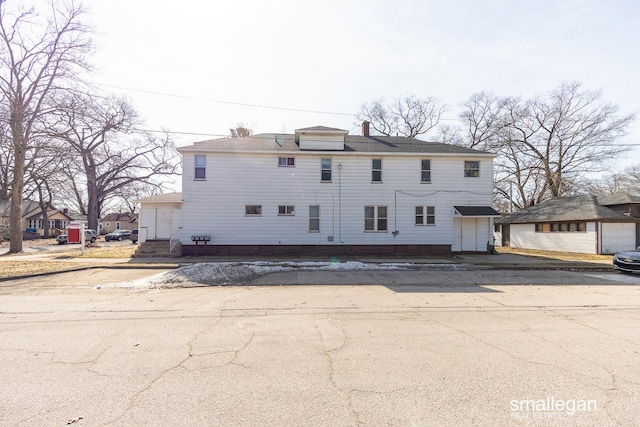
[496,246,613,263]
[0,261,89,279]
[0,243,137,279]
[72,244,137,259]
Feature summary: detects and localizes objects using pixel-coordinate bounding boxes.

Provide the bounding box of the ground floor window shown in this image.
[309,205,320,232]
[415,206,435,225]
[27,219,43,229]
[535,222,586,232]
[278,205,295,216]
[365,206,387,232]
[245,205,262,216]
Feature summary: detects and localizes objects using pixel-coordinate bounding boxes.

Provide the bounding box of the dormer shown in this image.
[294,126,348,151]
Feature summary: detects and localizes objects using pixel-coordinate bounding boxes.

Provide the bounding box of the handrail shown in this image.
[169,227,182,254]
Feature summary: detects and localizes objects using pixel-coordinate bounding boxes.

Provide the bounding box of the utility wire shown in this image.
[94,83,353,116]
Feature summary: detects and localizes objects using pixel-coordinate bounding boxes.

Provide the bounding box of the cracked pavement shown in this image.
[0,268,639,426]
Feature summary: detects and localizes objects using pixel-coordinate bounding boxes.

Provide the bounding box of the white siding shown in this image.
[509,223,597,254]
[601,223,636,254]
[180,152,495,249]
[138,202,181,242]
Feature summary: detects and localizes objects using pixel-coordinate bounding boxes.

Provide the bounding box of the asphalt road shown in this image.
[0,268,639,426]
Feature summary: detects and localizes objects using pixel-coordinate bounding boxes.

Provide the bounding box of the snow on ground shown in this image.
[105,261,416,289]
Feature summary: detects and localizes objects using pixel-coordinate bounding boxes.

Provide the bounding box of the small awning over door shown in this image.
[453,206,501,217]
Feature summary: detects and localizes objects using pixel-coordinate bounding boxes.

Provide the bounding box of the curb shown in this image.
[0,263,179,283]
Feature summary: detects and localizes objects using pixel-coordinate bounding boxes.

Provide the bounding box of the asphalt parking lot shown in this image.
[0,267,639,426]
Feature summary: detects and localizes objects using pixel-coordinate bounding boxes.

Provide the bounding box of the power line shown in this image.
[94,83,353,116]
[142,128,640,146]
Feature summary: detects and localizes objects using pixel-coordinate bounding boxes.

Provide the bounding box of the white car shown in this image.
[57,229,98,244]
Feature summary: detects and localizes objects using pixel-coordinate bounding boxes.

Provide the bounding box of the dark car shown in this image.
[613,248,640,273]
[104,229,132,241]
[130,229,139,244]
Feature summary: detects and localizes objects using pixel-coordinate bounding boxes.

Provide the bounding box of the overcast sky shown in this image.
[88,0,639,166]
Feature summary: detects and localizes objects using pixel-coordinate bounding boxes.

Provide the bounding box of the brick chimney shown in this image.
[361,121,370,137]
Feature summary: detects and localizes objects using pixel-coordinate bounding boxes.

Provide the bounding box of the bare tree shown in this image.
[0,0,91,253]
[357,95,447,138]
[52,92,180,230]
[0,118,11,200]
[459,83,636,209]
[587,164,640,195]
[229,123,253,138]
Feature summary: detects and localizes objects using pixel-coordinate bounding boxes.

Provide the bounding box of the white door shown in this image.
[461,218,477,251]
[155,208,172,239]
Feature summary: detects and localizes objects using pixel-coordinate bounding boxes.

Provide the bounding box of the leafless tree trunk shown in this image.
[51,93,180,230]
[0,0,91,253]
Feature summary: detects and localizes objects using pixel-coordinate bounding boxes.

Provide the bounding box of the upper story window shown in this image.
[194,155,206,180]
[278,157,295,167]
[464,161,480,177]
[372,159,382,182]
[321,158,332,182]
[421,159,431,183]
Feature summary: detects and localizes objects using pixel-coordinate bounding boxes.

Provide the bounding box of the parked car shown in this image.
[57,229,98,245]
[105,229,132,241]
[130,229,139,244]
[613,248,640,274]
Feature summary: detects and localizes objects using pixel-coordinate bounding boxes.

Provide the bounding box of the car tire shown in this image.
[90,237,96,243]
[118,236,123,241]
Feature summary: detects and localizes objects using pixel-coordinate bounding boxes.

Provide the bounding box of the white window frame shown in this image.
[195,155,206,180]
[464,160,480,178]
[371,159,382,183]
[278,157,295,167]
[421,159,431,183]
[278,205,295,216]
[364,206,387,232]
[321,158,332,182]
[28,219,42,229]
[415,206,435,225]
[309,205,320,232]
[245,205,262,216]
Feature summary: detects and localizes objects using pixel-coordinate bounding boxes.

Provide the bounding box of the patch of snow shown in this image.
[104,261,415,289]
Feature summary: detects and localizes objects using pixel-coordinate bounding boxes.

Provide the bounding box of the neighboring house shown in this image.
[136,124,500,255]
[0,200,74,237]
[99,212,139,235]
[494,194,640,255]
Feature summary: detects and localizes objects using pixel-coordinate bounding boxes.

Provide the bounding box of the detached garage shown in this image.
[494,194,640,255]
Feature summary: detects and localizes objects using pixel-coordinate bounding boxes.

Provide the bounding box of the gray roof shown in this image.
[295,125,348,133]
[178,133,494,156]
[133,192,183,204]
[497,194,637,224]
[454,206,501,217]
[597,193,640,206]
[0,200,44,217]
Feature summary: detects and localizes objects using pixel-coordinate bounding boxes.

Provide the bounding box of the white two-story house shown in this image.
[137,124,499,256]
